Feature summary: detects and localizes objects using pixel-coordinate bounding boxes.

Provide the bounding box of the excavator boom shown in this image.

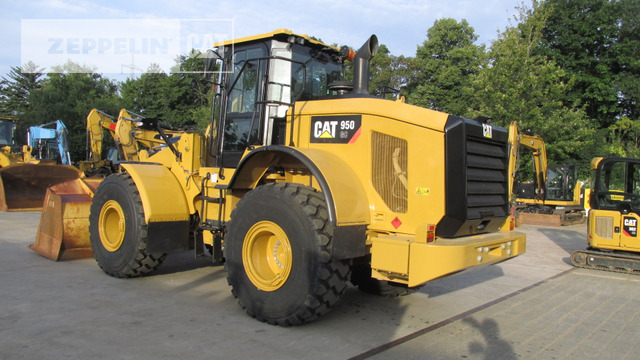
[509,122,585,226]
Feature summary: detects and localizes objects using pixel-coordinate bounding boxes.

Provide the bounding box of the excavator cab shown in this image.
[588,158,640,250]
[572,157,640,272]
[546,164,579,202]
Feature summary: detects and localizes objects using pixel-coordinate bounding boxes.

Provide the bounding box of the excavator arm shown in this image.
[509,122,584,226]
[509,122,548,198]
[85,108,117,163]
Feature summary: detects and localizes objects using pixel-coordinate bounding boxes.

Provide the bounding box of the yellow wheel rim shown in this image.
[99,200,126,252]
[242,221,292,291]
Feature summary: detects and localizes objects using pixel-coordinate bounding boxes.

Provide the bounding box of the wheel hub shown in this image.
[99,200,126,252]
[242,221,292,291]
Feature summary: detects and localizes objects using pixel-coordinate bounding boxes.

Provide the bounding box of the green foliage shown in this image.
[406,18,485,117]
[0,62,44,118]
[603,116,640,158]
[473,1,596,168]
[23,66,121,162]
[538,0,639,128]
[120,51,212,129]
[369,44,413,100]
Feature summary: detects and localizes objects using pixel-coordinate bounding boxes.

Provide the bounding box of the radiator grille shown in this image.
[372,132,408,213]
[439,116,510,237]
[594,216,614,239]
[466,137,508,220]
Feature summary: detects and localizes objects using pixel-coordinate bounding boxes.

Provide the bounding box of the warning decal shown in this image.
[310,115,362,144]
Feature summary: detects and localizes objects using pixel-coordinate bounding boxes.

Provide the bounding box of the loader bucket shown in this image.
[29,178,102,261]
[0,164,83,211]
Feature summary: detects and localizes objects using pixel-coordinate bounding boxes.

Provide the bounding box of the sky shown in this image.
[0,0,522,81]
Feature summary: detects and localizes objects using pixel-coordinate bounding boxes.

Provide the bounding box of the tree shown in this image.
[604,116,640,158]
[369,44,413,100]
[615,0,640,121]
[120,64,169,120]
[473,1,595,167]
[0,62,44,117]
[538,0,637,128]
[120,51,211,129]
[23,63,121,162]
[407,18,485,117]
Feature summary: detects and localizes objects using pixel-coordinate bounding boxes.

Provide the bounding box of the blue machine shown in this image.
[28,120,72,165]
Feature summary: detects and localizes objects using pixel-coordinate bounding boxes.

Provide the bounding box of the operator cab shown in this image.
[205,29,377,168]
[0,118,15,147]
[591,157,640,214]
[206,30,349,168]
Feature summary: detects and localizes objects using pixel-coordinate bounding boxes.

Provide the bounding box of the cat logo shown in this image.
[315,121,339,139]
[624,216,638,237]
[310,115,362,144]
[482,123,493,139]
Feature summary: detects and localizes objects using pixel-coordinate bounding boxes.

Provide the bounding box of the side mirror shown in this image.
[204,49,222,79]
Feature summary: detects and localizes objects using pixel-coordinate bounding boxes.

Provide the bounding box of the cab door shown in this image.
[220,46,267,168]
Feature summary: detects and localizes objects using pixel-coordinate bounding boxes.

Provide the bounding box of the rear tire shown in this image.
[89,173,166,278]
[225,183,350,326]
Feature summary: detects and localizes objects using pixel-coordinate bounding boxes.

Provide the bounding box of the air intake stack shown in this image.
[352,35,378,95]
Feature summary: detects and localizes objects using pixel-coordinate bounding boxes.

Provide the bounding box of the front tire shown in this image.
[89,173,166,278]
[225,183,350,326]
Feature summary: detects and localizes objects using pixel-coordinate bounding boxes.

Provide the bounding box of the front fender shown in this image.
[120,162,190,253]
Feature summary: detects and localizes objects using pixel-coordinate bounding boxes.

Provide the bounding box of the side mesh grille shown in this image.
[594,216,613,239]
[372,131,408,213]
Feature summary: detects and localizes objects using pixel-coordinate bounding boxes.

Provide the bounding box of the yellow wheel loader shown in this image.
[1,117,82,212]
[508,122,585,226]
[572,157,640,273]
[30,108,185,260]
[74,29,526,325]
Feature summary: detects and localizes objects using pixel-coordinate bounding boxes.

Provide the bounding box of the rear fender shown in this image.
[225,146,370,259]
[120,163,190,253]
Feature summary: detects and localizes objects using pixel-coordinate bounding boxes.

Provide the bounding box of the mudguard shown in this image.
[227,145,370,259]
[120,163,191,253]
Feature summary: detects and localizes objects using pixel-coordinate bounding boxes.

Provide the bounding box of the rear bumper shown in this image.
[371,230,526,287]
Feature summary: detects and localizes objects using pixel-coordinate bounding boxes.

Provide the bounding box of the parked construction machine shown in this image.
[572,157,640,273]
[30,108,185,260]
[0,116,16,148]
[28,120,72,165]
[509,122,585,226]
[1,117,82,211]
[35,30,526,325]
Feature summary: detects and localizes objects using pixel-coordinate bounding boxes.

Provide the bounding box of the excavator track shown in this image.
[571,249,640,275]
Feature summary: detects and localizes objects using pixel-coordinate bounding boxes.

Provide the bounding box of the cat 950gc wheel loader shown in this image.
[80,29,525,325]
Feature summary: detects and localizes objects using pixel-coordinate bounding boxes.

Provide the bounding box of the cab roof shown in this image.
[214,28,340,52]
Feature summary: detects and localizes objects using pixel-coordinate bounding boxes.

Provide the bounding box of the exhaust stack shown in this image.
[353,35,379,95]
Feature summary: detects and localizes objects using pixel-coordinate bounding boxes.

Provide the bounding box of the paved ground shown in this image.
[1,211,639,359]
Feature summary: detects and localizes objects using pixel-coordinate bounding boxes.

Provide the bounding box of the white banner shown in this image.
[21,19,234,74]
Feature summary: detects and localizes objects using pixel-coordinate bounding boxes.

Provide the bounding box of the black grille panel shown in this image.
[438,115,510,238]
[466,137,508,217]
